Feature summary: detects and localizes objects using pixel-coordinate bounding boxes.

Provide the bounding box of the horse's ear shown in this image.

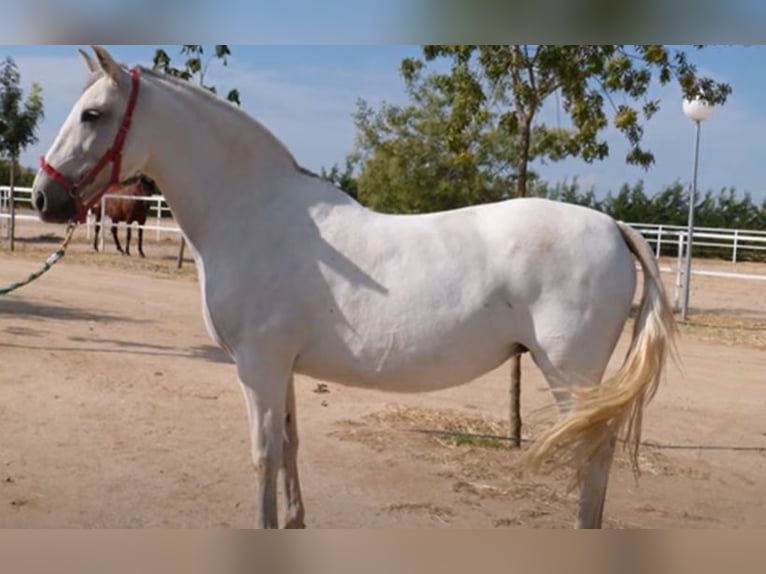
[91,45,122,84]
[78,48,97,73]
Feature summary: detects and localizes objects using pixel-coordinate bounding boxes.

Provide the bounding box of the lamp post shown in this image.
[680,97,712,321]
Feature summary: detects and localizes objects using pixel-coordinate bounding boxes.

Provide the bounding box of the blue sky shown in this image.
[4,45,766,203]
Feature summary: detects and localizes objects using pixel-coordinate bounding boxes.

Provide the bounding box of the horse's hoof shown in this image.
[284,518,306,529]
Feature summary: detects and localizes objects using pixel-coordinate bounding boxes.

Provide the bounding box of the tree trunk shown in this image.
[509,354,522,447]
[177,236,186,269]
[9,157,15,252]
[508,120,532,447]
[516,130,530,199]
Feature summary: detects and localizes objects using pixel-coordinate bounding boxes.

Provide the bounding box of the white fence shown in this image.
[627,222,766,264]
[2,185,765,282]
[0,185,182,244]
[0,185,41,226]
[89,193,182,253]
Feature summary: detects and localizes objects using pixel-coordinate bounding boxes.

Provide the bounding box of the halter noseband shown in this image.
[40,67,141,223]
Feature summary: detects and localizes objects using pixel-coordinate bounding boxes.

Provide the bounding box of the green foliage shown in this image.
[448,433,509,450]
[0,159,35,187]
[350,45,731,214]
[350,58,521,213]
[0,57,45,162]
[152,45,241,106]
[320,160,358,200]
[0,57,44,247]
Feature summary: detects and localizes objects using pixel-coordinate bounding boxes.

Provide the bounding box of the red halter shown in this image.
[40,67,141,223]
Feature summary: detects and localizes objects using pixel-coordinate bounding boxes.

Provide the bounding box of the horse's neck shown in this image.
[138,73,321,250]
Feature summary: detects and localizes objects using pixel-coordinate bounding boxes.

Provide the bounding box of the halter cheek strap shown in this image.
[40,67,141,223]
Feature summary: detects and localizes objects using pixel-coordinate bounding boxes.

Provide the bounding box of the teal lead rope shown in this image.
[0,223,77,295]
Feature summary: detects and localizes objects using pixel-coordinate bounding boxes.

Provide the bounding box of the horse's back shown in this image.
[477,197,634,283]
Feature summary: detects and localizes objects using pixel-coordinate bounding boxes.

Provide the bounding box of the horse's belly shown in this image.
[295,346,510,392]
[294,311,515,392]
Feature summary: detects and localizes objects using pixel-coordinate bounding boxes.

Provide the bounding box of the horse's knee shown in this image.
[251,439,283,479]
[252,454,269,482]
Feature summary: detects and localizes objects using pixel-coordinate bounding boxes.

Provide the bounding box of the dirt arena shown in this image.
[0,220,764,528]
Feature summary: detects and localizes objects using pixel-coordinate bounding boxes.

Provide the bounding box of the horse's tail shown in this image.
[526,221,678,480]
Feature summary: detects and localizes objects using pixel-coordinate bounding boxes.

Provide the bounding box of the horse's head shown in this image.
[33,46,143,223]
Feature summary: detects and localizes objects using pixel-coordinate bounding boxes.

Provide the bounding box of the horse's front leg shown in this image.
[93,220,100,251]
[237,354,293,529]
[282,376,305,528]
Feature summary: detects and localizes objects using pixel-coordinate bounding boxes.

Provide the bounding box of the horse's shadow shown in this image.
[66,336,234,364]
[0,297,146,324]
[2,297,234,366]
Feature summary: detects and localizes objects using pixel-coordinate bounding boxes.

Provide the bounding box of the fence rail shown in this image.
[627,222,766,263]
[90,193,182,254]
[2,185,765,280]
[0,185,180,243]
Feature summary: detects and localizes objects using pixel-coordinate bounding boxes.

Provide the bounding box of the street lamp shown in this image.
[680,96,712,321]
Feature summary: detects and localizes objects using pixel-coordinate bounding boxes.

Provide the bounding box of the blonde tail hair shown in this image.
[525,221,678,480]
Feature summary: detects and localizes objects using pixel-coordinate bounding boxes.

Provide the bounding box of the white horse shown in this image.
[32,46,676,528]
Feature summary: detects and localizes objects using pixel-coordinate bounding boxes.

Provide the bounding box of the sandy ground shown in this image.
[0,221,764,528]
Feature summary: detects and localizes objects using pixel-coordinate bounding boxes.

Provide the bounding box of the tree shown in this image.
[321,159,359,201]
[0,159,35,187]
[152,45,241,106]
[351,57,521,213]
[352,45,732,446]
[151,45,241,268]
[0,57,44,251]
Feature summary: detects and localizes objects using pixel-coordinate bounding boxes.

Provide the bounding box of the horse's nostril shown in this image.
[34,191,46,212]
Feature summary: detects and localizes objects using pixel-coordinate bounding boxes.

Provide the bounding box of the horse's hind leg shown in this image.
[281,376,305,528]
[236,353,292,528]
[576,433,616,528]
[137,226,145,258]
[111,224,124,254]
[529,338,618,529]
[125,226,132,256]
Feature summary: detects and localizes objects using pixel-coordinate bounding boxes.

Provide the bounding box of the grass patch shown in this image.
[448,433,510,450]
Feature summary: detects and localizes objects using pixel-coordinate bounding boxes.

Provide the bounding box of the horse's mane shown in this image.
[136,66,321,180]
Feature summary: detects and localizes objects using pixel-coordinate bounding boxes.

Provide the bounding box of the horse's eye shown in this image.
[81,109,102,122]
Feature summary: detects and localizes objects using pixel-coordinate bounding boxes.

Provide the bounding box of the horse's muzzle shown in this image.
[33,175,76,224]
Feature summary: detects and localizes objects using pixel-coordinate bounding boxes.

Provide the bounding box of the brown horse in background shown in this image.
[93,175,155,257]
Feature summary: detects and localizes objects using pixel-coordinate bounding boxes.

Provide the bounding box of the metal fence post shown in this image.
[656,225,663,258]
[99,196,107,253]
[155,196,161,241]
[673,232,684,311]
